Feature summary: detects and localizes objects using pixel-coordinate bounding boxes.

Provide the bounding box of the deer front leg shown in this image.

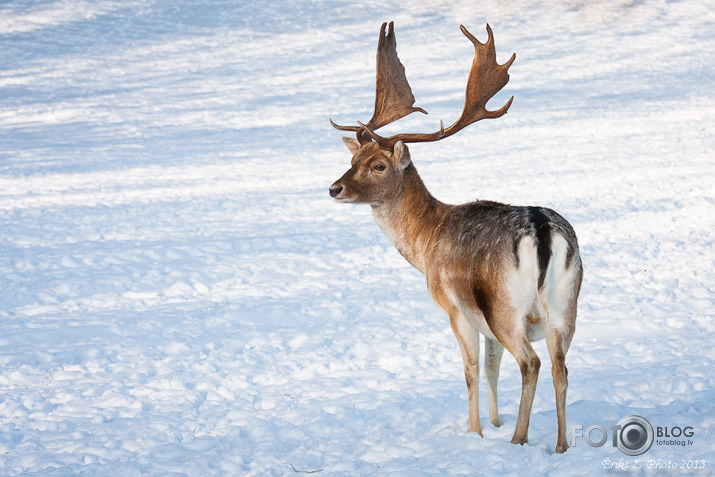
[449,312,482,435]
[484,337,504,427]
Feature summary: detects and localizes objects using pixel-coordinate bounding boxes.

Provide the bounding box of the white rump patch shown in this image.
[541,235,580,328]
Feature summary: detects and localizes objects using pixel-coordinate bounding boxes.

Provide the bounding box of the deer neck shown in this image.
[372,165,448,274]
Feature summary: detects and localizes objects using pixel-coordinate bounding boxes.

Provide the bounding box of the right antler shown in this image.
[332,23,515,150]
[330,21,427,144]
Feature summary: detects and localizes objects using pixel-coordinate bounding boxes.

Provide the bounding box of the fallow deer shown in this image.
[329,22,582,453]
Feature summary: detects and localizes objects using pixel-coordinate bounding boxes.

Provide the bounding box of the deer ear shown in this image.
[342,137,361,155]
[392,141,411,170]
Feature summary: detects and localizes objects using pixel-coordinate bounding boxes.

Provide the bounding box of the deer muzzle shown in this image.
[329,184,344,199]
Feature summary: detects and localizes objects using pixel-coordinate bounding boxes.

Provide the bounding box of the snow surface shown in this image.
[1,0,714,475]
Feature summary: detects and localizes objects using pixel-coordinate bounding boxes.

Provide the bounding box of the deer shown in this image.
[328,22,583,453]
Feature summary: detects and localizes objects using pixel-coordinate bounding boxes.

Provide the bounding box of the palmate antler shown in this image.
[331,23,516,150]
[330,21,427,144]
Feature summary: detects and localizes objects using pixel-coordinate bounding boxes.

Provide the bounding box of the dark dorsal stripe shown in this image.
[528,207,552,289]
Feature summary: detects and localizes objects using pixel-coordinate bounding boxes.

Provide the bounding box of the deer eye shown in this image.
[374,163,386,172]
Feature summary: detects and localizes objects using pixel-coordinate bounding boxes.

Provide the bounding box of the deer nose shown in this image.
[329,185,343,198]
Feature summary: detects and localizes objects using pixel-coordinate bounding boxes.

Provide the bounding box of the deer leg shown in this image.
[545,332,568,453]
[543,306,576,453]
[484,337,504,427]
[449,312,482,435]
[509,337,541,446]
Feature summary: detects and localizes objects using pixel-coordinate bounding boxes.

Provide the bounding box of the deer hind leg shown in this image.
[507,334,541,446]
[484,337,504,427]
[449,311,482,435]
[543,303,577,453]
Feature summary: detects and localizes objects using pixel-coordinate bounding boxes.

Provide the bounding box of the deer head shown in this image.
[328,139,413,206]
[329,22,515,207]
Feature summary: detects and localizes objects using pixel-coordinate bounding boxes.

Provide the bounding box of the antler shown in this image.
[333,23,515,150]
[330,21,427,144]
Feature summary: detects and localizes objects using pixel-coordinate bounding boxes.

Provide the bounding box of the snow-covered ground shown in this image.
[1,0,713,475]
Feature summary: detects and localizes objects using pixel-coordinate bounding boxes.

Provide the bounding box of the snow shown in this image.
[0,0,713,475]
